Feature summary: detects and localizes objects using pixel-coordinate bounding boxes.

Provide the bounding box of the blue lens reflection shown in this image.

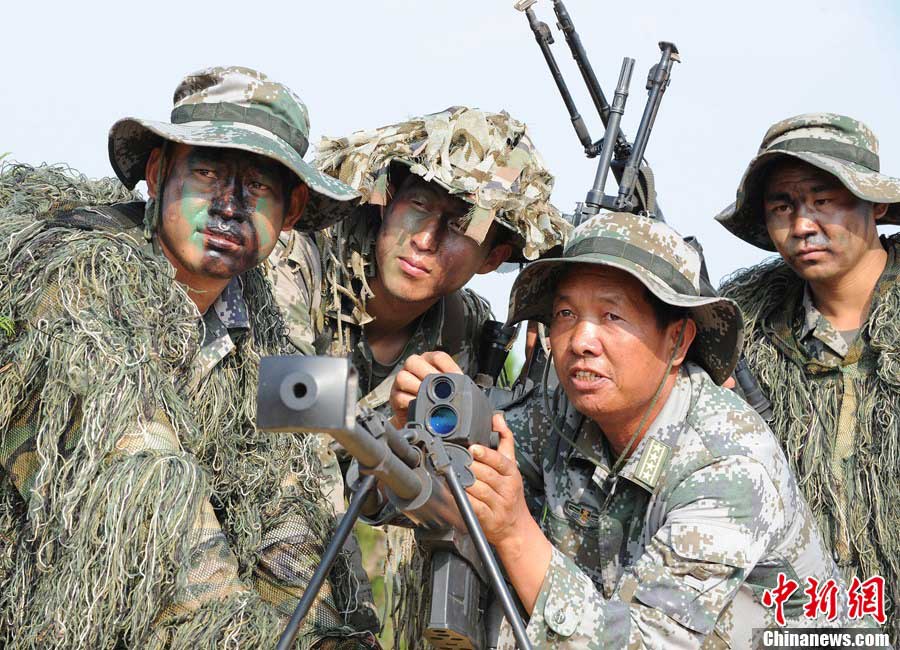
[428,406,458,436]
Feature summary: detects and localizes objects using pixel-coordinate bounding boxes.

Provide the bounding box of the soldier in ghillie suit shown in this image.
[717,114,900,642]
[265,107,568,645]
[393,212,855,648]
[0,66,377,649]
[268,106,569,407]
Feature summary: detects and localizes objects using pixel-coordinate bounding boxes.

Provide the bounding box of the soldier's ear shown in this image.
[873,203,889,222]
[669,318,697,368]
[477,243,513,274]
[145,147,164,199]
[282,183,310,231]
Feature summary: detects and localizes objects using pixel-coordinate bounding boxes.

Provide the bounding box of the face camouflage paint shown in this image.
[157,144,290,281]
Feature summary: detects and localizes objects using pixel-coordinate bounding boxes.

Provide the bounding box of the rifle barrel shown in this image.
[585,57,634,216]
[551,0,630,159]
[523,6,593,151]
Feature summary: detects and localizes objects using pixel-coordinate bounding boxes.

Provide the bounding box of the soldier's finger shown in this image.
[402,354,443,381]
[471,444,515,477]
[492,413,516,461]
[466,477,502,506]
[392,369,423,399]
[421,351,463,374]
[465,493,494,530]
[470,461,505,496]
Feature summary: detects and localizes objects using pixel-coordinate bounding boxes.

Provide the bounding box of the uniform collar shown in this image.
[798,283,850,358]
[574,366,693,495]
[212,276,250,330]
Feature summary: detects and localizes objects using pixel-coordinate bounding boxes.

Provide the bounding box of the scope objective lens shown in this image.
[428,406,458,436]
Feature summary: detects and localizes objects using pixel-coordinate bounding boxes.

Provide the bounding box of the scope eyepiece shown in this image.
[431,377,455,401]
[427,405,459,436]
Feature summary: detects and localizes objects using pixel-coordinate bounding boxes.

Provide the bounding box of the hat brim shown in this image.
[716,150,900,250]
[506,252,743,385]
[383,157,551,264]
[108,117,359,231]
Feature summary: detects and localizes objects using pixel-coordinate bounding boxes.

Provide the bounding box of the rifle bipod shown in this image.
[273,442,533,650]
[276,474,379,650]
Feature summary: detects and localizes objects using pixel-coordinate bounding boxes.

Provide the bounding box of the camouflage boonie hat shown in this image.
[315,106,570,261]
[507,211,743,385]
[108,66,358,231]
[716,113,900,250]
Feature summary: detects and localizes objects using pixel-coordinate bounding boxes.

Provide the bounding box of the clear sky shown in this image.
[3,0,898,333]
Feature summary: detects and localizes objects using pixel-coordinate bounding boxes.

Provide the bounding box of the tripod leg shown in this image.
[442,469,533,650]
[276,474,378,650]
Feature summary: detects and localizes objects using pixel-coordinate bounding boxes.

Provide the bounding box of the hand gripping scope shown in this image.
[257,356,531,650]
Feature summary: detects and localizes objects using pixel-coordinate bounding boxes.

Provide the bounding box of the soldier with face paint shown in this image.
[0,67,377,649]
[265,106,569,643]
[718,114,900,643]
[391,212,857,649]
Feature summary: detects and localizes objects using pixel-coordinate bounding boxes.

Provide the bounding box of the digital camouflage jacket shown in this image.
[721,235,900,644]
[503,363,853,649]
[0,194,369,649]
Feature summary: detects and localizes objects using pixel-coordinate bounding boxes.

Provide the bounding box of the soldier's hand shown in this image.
[465,413,531,548]
[468,413,553,614]
[389,351,463,427]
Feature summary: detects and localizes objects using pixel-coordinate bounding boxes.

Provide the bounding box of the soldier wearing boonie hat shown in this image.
[388,210,853,648]
[0,67,375,649]
[719,113,900,642]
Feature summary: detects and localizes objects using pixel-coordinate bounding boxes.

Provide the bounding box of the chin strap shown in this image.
[542,319,687,508]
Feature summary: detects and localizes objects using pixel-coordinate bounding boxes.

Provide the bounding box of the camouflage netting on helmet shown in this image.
[722,251,900,645]
[316,107,568,260]
[0,163,361,648]
[312,107,569,342]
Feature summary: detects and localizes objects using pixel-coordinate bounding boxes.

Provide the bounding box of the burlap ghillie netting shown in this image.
[722,248,900,645]
[0,163,367,649]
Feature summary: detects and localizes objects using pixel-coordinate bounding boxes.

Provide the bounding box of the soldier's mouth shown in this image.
[203,229,245,253]
[794,247,830,262]
[569,367,611,390]
[398,256,432,276]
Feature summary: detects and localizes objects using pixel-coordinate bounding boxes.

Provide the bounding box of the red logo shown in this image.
[848,576,886,625]
[761,573,800,626]
[803,578,839,621]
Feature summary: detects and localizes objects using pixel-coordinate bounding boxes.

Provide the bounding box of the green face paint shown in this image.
[158,144,293,281]
[182,193,211,251]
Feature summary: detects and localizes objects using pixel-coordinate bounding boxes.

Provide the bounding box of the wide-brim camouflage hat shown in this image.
[716,113,900,250]
[108,66,358,231]
[507,211,743,385]
[314,106,570,262]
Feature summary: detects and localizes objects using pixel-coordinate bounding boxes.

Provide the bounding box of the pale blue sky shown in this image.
[2,0,898,332]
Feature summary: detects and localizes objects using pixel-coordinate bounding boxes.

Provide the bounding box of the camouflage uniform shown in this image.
[264,107,569,647]
[717,114,900,642]
[499,212,854,648]
[0,67,369,649]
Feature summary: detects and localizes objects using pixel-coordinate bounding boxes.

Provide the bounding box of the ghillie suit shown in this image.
[0,163,367,649]
[286,107,569,649]
[715,113,900,643]
[721,240,900,643]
